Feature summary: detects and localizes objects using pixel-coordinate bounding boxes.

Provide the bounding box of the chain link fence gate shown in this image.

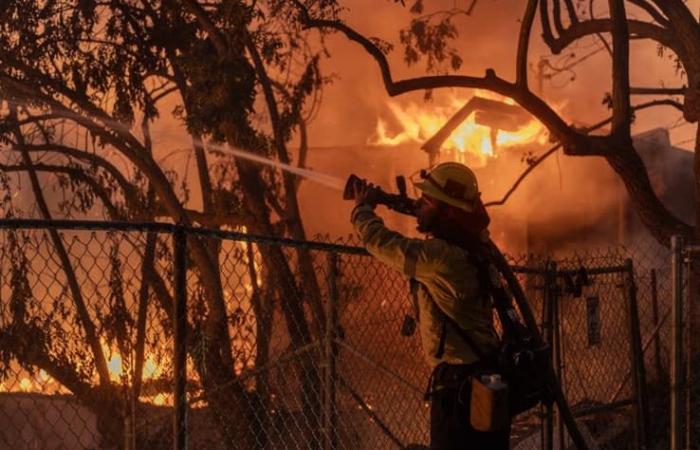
[669,236,700,450]
[512,258,650,450]
[0,219,674,449]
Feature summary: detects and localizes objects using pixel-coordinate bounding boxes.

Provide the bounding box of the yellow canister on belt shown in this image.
[470,374,509,431]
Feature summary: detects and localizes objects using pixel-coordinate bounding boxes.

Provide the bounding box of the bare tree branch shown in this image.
[629,0,670,26]
[609,0,632,137]
[553,0,565,35]
[516,0,539,88]
[540,0,556,44]
[485,98,683,207]
[542,18,675,54]
[630,86,686,95]
[295,118,309,193]
[650,0,700,78]
[563,0,579,24]
[589,0,613,56]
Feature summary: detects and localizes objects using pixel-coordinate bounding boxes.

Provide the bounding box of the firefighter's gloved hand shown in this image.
[352,178,380,208]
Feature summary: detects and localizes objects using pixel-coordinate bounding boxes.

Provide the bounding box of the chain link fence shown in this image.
[0,220,676,449]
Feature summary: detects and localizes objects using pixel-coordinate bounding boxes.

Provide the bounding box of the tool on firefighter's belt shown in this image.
[343,174,417,216]
[470,373,509,432]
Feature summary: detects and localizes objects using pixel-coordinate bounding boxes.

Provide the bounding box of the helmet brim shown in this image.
[413,180,475,212]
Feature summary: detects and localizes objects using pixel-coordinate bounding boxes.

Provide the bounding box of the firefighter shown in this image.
[350,162,511,449]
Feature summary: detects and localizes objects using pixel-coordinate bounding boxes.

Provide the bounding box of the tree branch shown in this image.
[133,232,156,399]
[609,0,632,137]
[244,32,327,335]
[563,0,579,24]
[179,0,228,56]
[540,0,556,45]
[485,98,682,206]
[629,0,670,26]
[553,0,565,35]
[294,118,309,194]
[630,86,686,95]
[9,113,111,386]
[516,0,539,88]
[649,0,700,78]
[8,142,140,207]
[542,18,675,54]
[589,0,613,56]
[0,163,122,219]
[165,47,216,217]
[0,54,146,153]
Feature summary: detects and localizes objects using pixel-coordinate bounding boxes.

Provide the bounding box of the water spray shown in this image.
[202,141,346,191]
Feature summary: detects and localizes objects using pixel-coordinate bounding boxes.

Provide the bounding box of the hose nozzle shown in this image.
[343,174,417,217]
[343,174,363,201]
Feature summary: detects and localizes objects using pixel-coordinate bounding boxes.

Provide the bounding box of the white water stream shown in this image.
[202,141,347,191]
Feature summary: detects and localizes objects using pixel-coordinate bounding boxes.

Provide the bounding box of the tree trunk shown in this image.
[604,143,694,244]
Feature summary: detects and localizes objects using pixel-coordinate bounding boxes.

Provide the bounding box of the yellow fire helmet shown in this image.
[412,162,481,212]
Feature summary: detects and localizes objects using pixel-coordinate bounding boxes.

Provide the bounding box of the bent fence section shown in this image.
[0,220,675,449]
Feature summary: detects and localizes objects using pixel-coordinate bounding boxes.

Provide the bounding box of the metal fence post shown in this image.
[671,235,684,450]
[550,263,567,450]
[624,259,650,450]
[542,261,555,450]
[684,248,693,450]
[323,251,339,450]
[174,225,188,450]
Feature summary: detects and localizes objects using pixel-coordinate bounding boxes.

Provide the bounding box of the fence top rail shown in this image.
[511,264,629,276]
[0,219,642,268]
[0,218,370,255]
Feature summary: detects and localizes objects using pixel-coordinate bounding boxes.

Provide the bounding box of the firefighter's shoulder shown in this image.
[419,238,460,262]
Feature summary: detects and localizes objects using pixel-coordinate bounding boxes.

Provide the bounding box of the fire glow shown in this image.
[369,92,547,162]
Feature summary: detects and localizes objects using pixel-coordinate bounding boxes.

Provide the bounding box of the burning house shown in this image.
[300,95,694,262]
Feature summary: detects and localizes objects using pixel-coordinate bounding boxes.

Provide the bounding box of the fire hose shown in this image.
[343,174,589,450]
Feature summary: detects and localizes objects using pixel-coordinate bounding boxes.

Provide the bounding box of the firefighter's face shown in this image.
[415,194,440,233]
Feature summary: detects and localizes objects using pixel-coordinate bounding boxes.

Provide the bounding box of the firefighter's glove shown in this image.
[352,178,380,209]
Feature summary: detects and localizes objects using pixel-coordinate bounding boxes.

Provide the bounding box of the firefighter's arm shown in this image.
[351,205,446,278]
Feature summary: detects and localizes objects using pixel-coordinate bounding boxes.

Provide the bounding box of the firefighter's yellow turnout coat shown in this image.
[352,204,499,368]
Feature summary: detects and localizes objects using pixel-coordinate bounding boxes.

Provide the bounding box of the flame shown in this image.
[107,354,124,381]
[19,378,32,391]
[369,91,546,164]
[142,356,161,379]
[38,370,50,384]
[101,336,165,383]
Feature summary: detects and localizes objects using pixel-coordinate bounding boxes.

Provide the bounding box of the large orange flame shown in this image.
[369,92,547,164]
